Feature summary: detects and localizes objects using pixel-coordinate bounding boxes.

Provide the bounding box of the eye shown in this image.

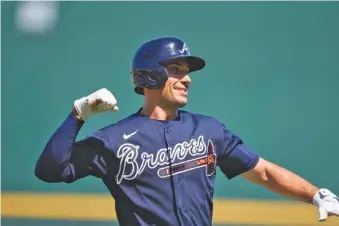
[167,65,180,73]
[166,64,189,74]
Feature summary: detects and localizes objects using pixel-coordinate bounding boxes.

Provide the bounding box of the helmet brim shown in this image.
[159,55,206,73]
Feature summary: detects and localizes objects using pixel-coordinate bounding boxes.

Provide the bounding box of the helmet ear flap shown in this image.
[132,68,168,93]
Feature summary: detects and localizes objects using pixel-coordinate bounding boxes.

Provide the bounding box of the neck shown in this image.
[140,99,178,121]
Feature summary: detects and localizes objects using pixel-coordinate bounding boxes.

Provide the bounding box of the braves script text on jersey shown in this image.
[35,109,259,226]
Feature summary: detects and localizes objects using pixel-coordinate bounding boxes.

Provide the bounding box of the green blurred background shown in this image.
[2,1,339,226]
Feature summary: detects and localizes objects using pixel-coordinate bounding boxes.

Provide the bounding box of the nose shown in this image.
[181,74,192,85]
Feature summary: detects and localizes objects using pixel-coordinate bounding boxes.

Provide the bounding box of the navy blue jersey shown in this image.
[35,109,259,226]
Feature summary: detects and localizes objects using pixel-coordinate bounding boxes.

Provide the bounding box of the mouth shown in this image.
[174,87,188,96]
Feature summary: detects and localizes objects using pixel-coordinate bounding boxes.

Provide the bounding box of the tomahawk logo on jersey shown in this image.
[157,139,217,179]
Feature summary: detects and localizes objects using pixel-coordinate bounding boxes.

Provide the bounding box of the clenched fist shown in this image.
[73,88,118,121]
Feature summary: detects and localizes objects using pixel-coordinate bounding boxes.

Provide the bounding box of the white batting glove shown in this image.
[74,88,118,121]
[312,188,339,221]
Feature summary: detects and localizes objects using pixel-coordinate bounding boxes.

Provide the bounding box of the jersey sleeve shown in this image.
[35,113,114,183]
[217,123,260,180]
[66,129,112,182]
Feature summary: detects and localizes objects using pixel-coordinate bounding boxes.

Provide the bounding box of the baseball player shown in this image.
[35,37,339,226]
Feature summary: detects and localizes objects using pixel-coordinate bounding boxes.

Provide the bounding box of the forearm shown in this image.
[71,107,85,121]
[35,109,84,182]
[243,158,319,204]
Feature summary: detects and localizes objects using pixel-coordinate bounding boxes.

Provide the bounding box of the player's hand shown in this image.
[312,188,339,221]
[74,88,118,121]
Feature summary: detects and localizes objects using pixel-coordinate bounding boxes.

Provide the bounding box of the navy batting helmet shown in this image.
[130,36,205,95]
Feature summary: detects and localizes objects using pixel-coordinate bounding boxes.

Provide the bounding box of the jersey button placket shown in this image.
[165,125,186,224]
[170,139,180,185]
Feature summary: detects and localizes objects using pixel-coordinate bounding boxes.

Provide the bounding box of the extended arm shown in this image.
[241,158,339,221]
[241,157,318,203]
[217,123,339,221]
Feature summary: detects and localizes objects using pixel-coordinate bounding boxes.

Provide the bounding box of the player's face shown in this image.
[161,60,191,108]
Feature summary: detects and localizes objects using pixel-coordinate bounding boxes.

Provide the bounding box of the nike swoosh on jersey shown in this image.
[123,130,138,139]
